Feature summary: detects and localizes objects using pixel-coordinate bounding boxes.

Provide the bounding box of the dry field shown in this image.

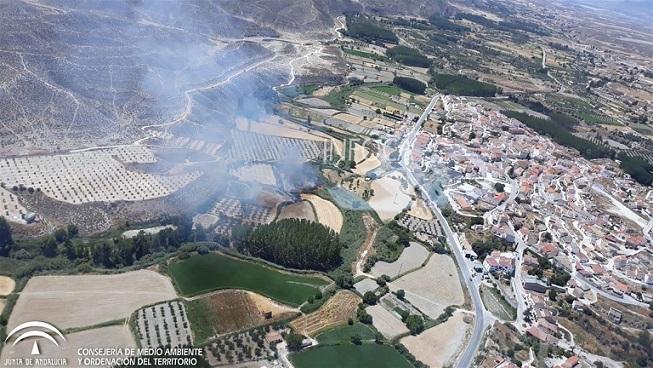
[0,146,201,204]
[0,276,15,296]
[232,163,277,186]
[400,310,472,368]
[368,175,412,222]
[290,290,360,337]
[192,290,296,336]
[8,270,176,330]
[388,255,464,319]
[353,143,369,163]
[297,98,331,108]
[371,242,429,279]
[277,201,316,222]
[408,198,433,221]
[1,325,135,368]
[366,304,409,339]
[353,154,382,176]
[333,112,364,125]
[235,116,328,142]
[300,194,343,233]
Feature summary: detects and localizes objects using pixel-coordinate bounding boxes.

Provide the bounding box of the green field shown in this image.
[316,323,377,345]
[290,344,413,368]
[342,48,389,62]
[323,85,355,109]
[280,84,318,98]
[168,253,328,306]
[372,85,404,96]
[354,89,405,112]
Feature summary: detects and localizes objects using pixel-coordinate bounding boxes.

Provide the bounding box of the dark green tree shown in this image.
[0,216,14,256]
[363,291,378,305]
[66,224,79,238]
[405,315,424,335]
[54,228,68,243]
[41,236,59,258]
[286,332,304,351]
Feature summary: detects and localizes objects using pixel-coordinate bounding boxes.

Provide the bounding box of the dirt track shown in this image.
[354,214,380,275]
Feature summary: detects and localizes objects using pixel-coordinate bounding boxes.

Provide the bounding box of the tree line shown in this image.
[234,219,342,271]
[393,76,426,95]
[0,217,13,257]
[503,111,614,160]
[431,72,499,97]
[343,15,398,44]
[1,215,197,269]
[386,46,431,68]
[617,153,653,186]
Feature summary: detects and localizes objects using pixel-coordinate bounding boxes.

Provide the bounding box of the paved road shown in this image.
[510,222,530,332]
[398,95,488,368]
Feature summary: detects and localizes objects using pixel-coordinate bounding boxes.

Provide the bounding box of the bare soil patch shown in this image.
[408,198,433,221]
[301,194,343,233]
[366,304,409,339]
[353,154,381,176]
[368,175,411,222]
[8,270,176,330]
[400,310,471,368]
[388,255,464,319]
[371,242,429,279]
[0,276,15,296]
